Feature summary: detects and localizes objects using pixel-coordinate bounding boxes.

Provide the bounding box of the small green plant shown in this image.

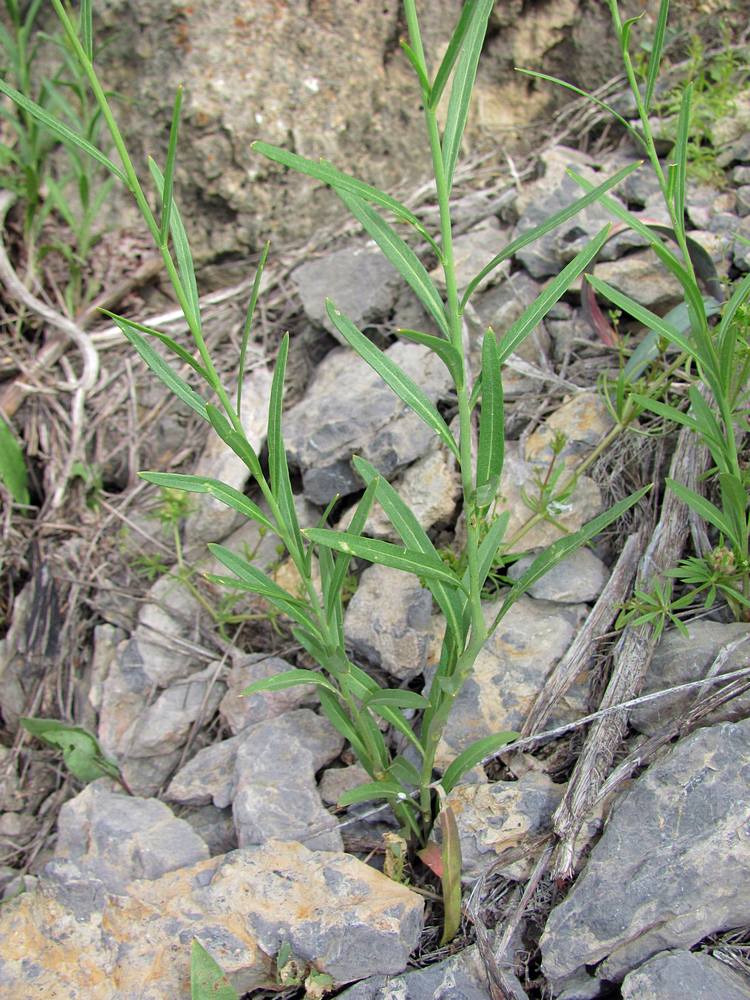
[190,940,237,1000]
[7,0,650,945]
[0,414,29,504]
[20,717,131,792]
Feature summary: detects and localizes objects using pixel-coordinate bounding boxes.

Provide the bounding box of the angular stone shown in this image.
[183,365,273,546]
[0,745,23,812]
[126,573,206,688]
[430,595,587,772]
[0,840,424,997]
[345,563,434,681]
[284,342,451,505]
[293,246,402,342]
[165,735,240,808]
[219,653,317,734]
[507,548,609,603]
[87,623,124,715]
[176,804,238,856]
[630,621,750,735]
[54,781,209,893]
[232,710,344,850]
[524,391,615,468]
[621,950,750,1000]
[120,662,226,757]
[541,719,750,987]
[447,772,564,879]
[337,945,497,999]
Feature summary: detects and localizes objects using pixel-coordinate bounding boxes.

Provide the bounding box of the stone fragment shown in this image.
[293,246,402,342]
[336,945,499,999]
[284,342,451,505]
[474,271,551,364]
[0,745,23,812]
[183,364,273,546]
[345,563,434,681]
[177,804,238,856]
[630,621,750,735]
[232,709,344,850]
[54,781,209,893]
[0,840,424,997]
[165,735,240,808]
[430,595,587,772]
[524,391,615,468]
[120,662,226,757]
[541,719,750,988]
[219,653,317,734]
[507,548,609,603]
[583,249,684,311]
[86,623,124,715]
[447,772,564,879]
[621,950,750,1000]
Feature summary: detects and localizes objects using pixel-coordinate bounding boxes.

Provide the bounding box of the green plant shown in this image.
[20,717,131,792]
[190,940,237,1000]
[523,0,750,623]
[7,0,650,944]
[0,414,29,504]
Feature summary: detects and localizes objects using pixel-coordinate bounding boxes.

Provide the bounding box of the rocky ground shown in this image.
[2,70,750,1000]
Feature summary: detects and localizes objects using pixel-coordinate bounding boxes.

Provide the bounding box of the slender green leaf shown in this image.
[115,322,208,420]
[672,82,691,232]
[205,405,263,481]
[467,511,509,597]
[442,0,494,190]
[497,227,611,365]
[238,241,270,418]
[364,690,429,710]
[388,754,422,787]
[352,455,466,644]
[496,485,652,622]
[191,939,238,1000]
[335,191,449,336]
[138,472,275,532]
[159,85,183,246]
[687,386,730,472]
[326,479,377,631]
[476,329,504,497]
[644,0,670,112]
[440,730,518,794]
[397,328,464,385]
[100,310,208,378]
[0,80,127,182]
[718,271,750,388]
[80,0,94,62]
[305,528,464,588]
[20,718,121,784]
[429,0,477,109]
[240,669,338,697]
[400,40,432,96]
[623,295,721,381]
[666,479,734,539]
[0,417,29,505]
[630,393,700,434]
[338,779,407,807]
[438,805,462,945]
[327,303,459,458]
[718,473,748,549]
[267,333,303,556]
[148,159,201,330]
[318,689,372,771]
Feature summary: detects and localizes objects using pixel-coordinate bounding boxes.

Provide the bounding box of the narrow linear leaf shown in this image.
[238,241,270,418]
[623,295,722,381]
[80,0,94,61]
[327,303,459,458]
[644,0,670,112]
[461,161,642,309]
[148,159,201,331]
[718,271,750,388]
[240,669,338,697]
[338,779,407,808]
[400,40,432,96]
[159,84,183,246]
[335,190,449,336]
[138,472,275,532]
[438,805,463,945]
[388,754,422,788]
[465,511,509,599]
[304,528,463,588]
[429,0,477,109]
[0,80,126,182]
[718,473,748,549]
[318,689,373,774]
[476,329,504,495]
[672,82,692,231]
[397,328,463,385]
[267,333,303,556]
[666,479,734,540]
[440,730,518,794]
[100,310,208,379]
[326,478,378,631]
[116,323,208,420]
[629,394,700,433]
[442,0,494,190]
[364,690,429,710]
[497,227,611,365]
[205,405,263,481]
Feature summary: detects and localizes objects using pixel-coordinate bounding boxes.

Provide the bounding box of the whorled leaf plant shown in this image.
[9,0,649,940]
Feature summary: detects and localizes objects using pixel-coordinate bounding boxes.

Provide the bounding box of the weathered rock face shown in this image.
[541,719,750,991]
[620,950,750,1000]
[83,0,637,260]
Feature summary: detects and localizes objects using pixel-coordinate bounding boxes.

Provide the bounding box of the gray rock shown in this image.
[120,662,226,757]
[447,772,564,879]
[336,945,497,999]
[0,840,424,996]
[586,249,685,311]
[345,563,434,681]
[284,341,452,505]
[431,218,510,294]
[734,217,750,272]
[165,735,240,808]
[473,271,551,364]
[176,804,238,856]
[293,246,402,342]
[0,746,23,812]
[219,653,317,734]
[232,709,344,850]
[621,950,750,1000]
[524,391,614,468]
[630,621,750,735]
[86,623,125,716]
[541,718,750,987]
[54,781,209,893]
[507,548,609,603]
[431,594,588,772]
[319,764,371,806]
[736,185,750,217]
